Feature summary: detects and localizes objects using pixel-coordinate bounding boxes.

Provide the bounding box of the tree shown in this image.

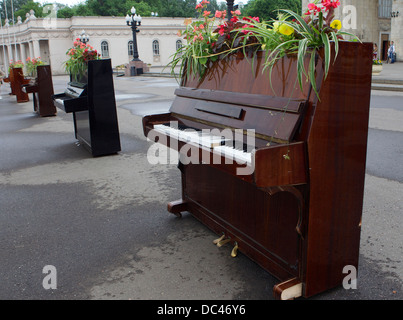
[1,0,30,21]
[14,1,44,20]
[56,4,75,19]
[124,1,154,16]
[243,0,301,21]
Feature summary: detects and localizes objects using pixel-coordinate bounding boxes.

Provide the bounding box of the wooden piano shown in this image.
[52,59,121,157]
[22,65,56,117]
[4,67,30,103]
[143,41,373,299]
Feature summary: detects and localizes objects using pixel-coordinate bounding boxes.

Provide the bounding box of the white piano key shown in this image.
[213,145,252,165]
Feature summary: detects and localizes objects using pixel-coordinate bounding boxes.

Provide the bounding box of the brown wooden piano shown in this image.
[22,65,56,117]
[143,42,373,299]
[5,67,30,103]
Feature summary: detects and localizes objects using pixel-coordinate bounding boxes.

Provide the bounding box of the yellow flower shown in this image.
[278,24,294,36]
[330,20,342,30]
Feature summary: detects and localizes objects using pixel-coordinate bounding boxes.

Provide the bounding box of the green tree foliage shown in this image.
[243,0,302,21]
[1,0,298,21]
[1,0,31,21]
[14,0,44,19]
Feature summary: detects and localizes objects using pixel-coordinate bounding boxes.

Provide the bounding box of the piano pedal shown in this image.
[213,233,225,245]
[231,242,239,258]
[216,237,231,248]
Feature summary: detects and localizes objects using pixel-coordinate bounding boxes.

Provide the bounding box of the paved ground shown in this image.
[0,65,402,301]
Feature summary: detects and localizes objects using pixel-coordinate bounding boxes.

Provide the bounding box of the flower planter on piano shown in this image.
[143,41,373,299]
[52,59,121,157]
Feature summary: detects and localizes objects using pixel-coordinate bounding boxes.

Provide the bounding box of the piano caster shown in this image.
[273,278,303,300]
[231,242,239,258]
[167,199,188,218]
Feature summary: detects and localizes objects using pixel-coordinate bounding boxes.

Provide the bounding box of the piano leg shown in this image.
[167,199,189,218]
[273,278,303,300]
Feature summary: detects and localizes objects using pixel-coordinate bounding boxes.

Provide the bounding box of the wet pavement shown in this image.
[0,73,402,301]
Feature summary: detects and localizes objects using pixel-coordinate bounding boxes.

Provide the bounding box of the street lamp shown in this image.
[226,0,234,21]
[125,6,142,61]
[79,29,89,44]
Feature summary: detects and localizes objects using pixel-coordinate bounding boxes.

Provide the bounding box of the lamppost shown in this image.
[226,0,234,21]
[79,29,89,44]
[125,7,142,61]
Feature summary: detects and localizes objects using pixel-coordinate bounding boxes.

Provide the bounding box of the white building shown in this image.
[0,13,186,75]
[302,0,401,61]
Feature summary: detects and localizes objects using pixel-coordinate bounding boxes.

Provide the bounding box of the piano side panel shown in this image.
[36,65,56,117]
[87,59,121,156]
[303,42,373,297]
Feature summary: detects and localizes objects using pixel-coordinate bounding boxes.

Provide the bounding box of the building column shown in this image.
[20,43,26,63]
[28,41,34,58]
[390,0,403,62]
[32,40,40,58]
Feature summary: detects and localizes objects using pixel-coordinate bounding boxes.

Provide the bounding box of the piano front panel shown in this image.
[183,51,311,101]
[171,96,302,144]
[183,164,302,279]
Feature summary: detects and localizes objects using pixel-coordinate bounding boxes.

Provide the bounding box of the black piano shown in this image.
[53,59,121,157]
[143,42,373,299]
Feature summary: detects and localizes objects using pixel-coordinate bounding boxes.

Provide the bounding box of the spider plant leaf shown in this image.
[280,9,313,35]
[297,38,309,90]
[309,50,320,100]
[330,31,339,63]
[321,31,331,80]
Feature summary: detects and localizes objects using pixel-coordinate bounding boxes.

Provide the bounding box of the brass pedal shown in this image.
[216,238,231,247]
[231,242,239,258]
[213,233,225,245]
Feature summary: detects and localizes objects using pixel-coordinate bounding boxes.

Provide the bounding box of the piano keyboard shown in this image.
[153,123,253,165]
[55,98,65,106]
[213,145,252,165]
[154,124,228,149]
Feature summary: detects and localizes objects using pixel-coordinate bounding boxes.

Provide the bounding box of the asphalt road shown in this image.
[0,75,402,301]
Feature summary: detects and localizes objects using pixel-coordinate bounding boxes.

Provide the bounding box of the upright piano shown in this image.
[53,59,121,157]
[143,42,373,299]
[4,67,30,103]
[22,65,56,117]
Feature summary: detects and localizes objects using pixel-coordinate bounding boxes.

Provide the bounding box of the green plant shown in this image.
[239,0,360,97]
[25,57,45,77]
[168,1,260,80]
[64,38,100,81]
[170,0,361,98]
